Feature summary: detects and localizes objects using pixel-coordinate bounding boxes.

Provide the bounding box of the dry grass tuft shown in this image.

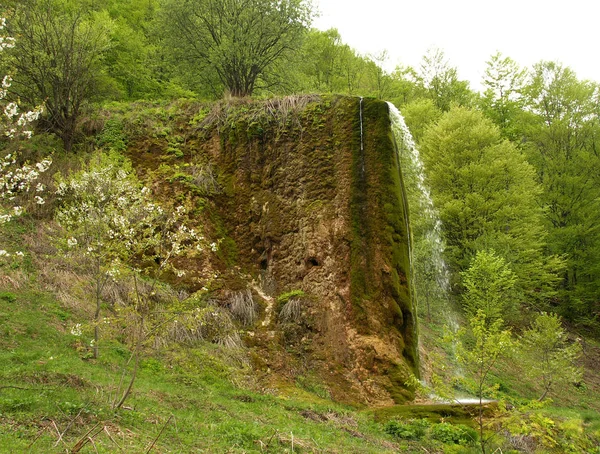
[227,289,257,326]
[188,162,222,196]
[279,298,303,323]
[155,301,243,349]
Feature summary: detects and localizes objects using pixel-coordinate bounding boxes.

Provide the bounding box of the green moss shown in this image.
[348,98,418,384]
[276,290,306,310]
[370,404,487,427]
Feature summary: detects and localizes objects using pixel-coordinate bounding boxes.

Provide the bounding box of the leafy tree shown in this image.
[418,48,473,111]
[387,65,422,107]
[55,152,199,359]
[5,0,113,151]
[521,61,600,319]
[161,0,313,97]
[399,98,442,143]
[520,312,583,401]
[480,52,528,140]
[461,250,517,324]
[454,311,514,454]
[420,106,562,302]
[297,28,344,93]
[365,50,392,99]
[337,43,366,95]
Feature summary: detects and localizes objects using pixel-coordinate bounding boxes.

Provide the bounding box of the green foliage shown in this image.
[521,61,600,321]
[384,419,429,440]
[6,0,113,151]
[0,291,16,303]
[439,311,515,453]
[480,52,528,140]
[420,105,563,304]
[96,118,127,152]
[54,150,200,360]
[520,312,583,401]
[418,47,474,111]
[161,0,314,97]
[430,422,477,445]
[384,419,477,447]
[502,408,600,454]
[461,250,517,323]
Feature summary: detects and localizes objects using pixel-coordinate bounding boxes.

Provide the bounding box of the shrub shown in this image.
[431,422,477,445]
[384,419,429,440]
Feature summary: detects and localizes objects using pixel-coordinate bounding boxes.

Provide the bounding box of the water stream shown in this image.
[359,97,365,174]
[387,102,451,307]
[386,102,470,402]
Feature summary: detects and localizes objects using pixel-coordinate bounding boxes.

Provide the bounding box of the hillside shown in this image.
[1,96,599,453]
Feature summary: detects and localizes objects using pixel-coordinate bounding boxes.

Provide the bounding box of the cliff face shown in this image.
[125,95,417,405]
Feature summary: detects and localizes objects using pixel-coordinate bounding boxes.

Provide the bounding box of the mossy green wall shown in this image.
[349,98,419,389]
[122,96,419,404]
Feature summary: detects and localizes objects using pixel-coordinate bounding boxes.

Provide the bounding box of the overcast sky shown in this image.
[312,0,599,91]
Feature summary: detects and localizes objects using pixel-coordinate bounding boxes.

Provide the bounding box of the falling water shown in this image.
[386,102,454,327]
[359,97,365,173]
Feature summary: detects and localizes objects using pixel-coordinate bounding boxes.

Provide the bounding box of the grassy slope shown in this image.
[1,97,600,453]
[0,216,422,453]
[0,269,399,452]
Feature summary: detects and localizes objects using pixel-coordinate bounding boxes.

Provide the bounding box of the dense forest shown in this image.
[1,0,600,452]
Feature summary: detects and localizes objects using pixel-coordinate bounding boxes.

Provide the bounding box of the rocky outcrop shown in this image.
[127,95,417,405]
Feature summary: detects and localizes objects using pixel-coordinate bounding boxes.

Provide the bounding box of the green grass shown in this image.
[0,283,406,453]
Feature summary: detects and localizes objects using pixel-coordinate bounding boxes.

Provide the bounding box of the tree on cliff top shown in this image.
[5,0,112,152]
[161,0,313,97]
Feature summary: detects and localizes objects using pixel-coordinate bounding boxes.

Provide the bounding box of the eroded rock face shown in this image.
[129,96,418,405]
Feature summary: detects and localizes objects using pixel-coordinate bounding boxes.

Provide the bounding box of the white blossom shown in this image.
[70,323,83,336]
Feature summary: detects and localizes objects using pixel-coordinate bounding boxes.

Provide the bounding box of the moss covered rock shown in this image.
[120,95,418,405]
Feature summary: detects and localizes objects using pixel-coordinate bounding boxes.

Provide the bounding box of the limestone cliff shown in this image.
[123,95,418,406]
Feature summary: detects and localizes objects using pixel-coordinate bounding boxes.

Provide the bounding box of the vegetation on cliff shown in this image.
[1,0,600,452]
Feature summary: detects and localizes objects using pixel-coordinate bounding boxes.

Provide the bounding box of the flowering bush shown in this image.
[55,151,202,357]
[0,17,50,227]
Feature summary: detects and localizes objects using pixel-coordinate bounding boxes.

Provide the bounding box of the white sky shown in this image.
[313,0,600,92]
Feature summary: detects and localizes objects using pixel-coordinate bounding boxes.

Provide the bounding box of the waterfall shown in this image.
[386,102,453,326]
[359,97,365,174]
[359,97,364,153]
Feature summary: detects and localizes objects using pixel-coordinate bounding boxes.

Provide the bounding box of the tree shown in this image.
[419,106,562,302]
[5,0,112,151]
[418,48,473,111]
[0,16,51,228]
[520,312,582,401]
[455,312,514,454]
[461,250,517,324]
[399,98,442,143]
[521,61,600,318]
[297,28,344,93]
[55,152,199,359]
[365,50,392,100]
[161,0,313,97]
[480,52,528,140]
